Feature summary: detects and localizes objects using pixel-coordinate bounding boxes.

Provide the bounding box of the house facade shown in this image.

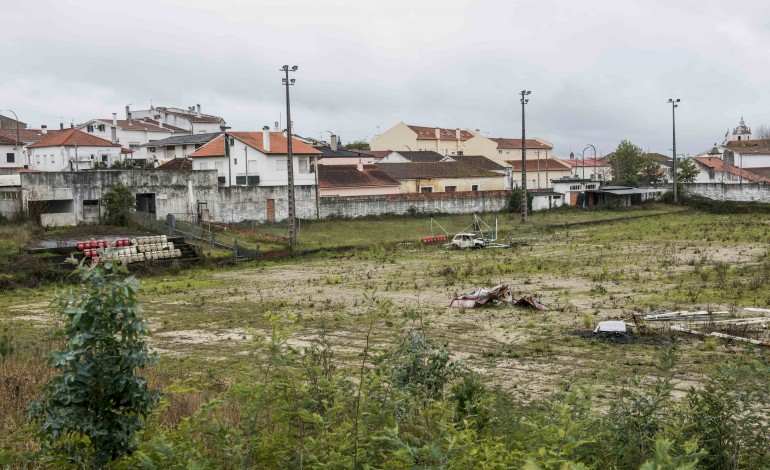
[26,129,124,171]
[562,156,612,181]
[132,105,226,134]
[189,128,321,186]
[77,113,189,164]
[507,157,573,189]
[377,162,505,193]
[370,123,476,155]
[0,135,19,170]
[140,132,221,164]
[692,156,770,184]
[464,136,553,166]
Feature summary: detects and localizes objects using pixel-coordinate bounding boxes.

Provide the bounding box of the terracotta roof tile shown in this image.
[156,157,192,171]
[506,157,572,171]
[491,138,552,150]
[453,155,507,171]
[27,129,121,148]
[93,118,188,133]
[318,165,400,188]
[561,157,610,168]
[189,132,322,157]
[693,156,770,183]
[0,135,16,145]
[407,125,475,141]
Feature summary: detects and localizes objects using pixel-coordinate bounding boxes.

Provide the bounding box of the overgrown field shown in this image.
[2,207,770,467]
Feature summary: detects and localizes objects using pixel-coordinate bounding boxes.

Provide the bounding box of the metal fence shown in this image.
[165,214,260,261]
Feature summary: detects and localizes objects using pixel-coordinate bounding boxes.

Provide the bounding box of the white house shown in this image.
[562,156,612,181]
[26,129,124,171]
[77,111,189,164]
[189,127,321,186]
[140,132,222,164]
[0,135,19,170]
[692,156,770,184]
[132,104,226,134]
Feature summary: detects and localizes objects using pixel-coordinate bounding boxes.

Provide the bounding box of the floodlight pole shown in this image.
[668,98,680,203]
[520,90,531,222]
[281,65,299,247]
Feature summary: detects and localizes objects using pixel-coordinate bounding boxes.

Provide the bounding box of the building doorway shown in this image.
[136,193,156,215]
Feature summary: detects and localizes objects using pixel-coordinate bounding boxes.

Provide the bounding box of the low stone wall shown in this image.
[319,190,511,219]
[683,183,770,203]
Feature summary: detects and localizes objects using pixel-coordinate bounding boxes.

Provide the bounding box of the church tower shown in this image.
[724,117,752,144]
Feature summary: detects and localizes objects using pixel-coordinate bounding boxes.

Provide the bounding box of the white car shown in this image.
[450,233,486,249]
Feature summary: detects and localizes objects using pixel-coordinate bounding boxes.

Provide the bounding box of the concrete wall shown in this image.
[319,190,510,219]
[20,170,317,225]
[683,183,770,202]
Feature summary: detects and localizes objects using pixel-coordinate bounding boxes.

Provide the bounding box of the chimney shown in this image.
[262,126,270,152]
[125,105,130,120]
[158,120,163,128]
[435,127,441,139]
[455,128,461,139]
[357,159,364,172]
[110,113,118,144]
[331,134,338,151]
[70,121,74,129]
[570,152,575,160]
[274,121,279,131]
[59,122,64,130]
[41,125,48,134]
[196,104,201,117]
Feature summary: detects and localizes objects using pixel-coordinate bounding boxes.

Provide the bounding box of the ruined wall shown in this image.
[683,183,770,203]
[20,170,318,224]
[319,190,511,219]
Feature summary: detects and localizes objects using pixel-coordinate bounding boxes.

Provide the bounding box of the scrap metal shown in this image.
[449,284,512,308]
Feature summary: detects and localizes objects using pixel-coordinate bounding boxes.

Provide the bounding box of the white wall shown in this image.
[192,143,316,186]
[79,121,181,161]
[28,146,122,171]
[0,144,21,168]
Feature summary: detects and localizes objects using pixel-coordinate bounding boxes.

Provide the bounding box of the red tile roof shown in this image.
[156,157,192,171]
[0,128,66,143]
[491,138,552,150]
[562,157,610,168]
[407,125,475,141]
[506,157,572,171]
[92,118,188,133]
[693,156,770,183]
[377,162,500,179]
[318,165,400,189]
[0,135,16,145]
[357,150,390,159]
[27,129,121,148]
[189,132,322,157]
[724,140,770,154]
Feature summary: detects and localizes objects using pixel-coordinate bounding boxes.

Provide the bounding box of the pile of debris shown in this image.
[449,284,550,310]
[632,308,770,347]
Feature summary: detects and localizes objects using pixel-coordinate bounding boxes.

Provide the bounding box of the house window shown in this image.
[129,144,140,151]
[102,154,108,163]
[199,162,209,170]
[298,158,309,173]
[50,155,55,164]
[275,158,287,170]
[420,186,433,193]
[6,153,14,163]
[444,185,457,192]
[36,155,41,164]
[97,124,105,132]
[147,146,156,152]
[471,184,479,191]
[83,199,98,206]
[570,184,580,190]
[87,125,94,132]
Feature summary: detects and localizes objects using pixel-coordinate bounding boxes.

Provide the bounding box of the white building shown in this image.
[26,129,124,171]
[132,104,226,134]
[139,132,221,164]
[0,135,19,170]
[189,127,321,186]
[77,111,189,164]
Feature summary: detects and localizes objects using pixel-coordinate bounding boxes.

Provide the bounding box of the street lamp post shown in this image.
[2,110,21,167]
[281,65,299,247]
[536,149,540,189]
[667,98,680,203]
[520,90,531,223]
[585,144,596,180]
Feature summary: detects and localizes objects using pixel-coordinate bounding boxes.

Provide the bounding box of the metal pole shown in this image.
[520,90,530,222]
[281,65,298,247]
[536,149,540,189]
[668,98,680,203]
[225,131,231,186]
[586,144,596,181]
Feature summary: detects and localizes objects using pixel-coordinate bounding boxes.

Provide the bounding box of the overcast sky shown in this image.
[3,0,770,157]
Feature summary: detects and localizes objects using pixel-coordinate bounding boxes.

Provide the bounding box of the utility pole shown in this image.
[520,90,531,222]
[281,65,299,247]
[667,98,680,203]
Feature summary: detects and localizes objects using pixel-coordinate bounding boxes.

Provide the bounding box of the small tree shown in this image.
[345,139,370,150]
[101,182,135,225]
[608,140,645,186]
[28,260,158,468]
[677,157,699,183]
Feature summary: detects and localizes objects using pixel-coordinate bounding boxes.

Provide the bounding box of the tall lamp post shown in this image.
[667,98,680,203]
[585,144,596,180]
[2,110,21,167]
[281,65,299,247]
[520,90,531,223]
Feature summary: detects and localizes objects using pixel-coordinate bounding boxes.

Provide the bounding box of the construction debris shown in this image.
[449,284,512,308]
[671,325,770,347]
[514,296,550,311]
[594,321,628,334]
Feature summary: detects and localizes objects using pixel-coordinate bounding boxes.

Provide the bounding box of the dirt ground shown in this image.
[3,211,770,399]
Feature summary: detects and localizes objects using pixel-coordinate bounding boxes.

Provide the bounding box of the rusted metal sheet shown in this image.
[514,296,550,311]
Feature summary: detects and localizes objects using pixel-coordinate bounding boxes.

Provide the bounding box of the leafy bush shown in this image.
[101,182,136,225]
[28,259,158,468]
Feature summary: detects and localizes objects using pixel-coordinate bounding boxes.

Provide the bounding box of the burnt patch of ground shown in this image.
[569,329,680,346]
